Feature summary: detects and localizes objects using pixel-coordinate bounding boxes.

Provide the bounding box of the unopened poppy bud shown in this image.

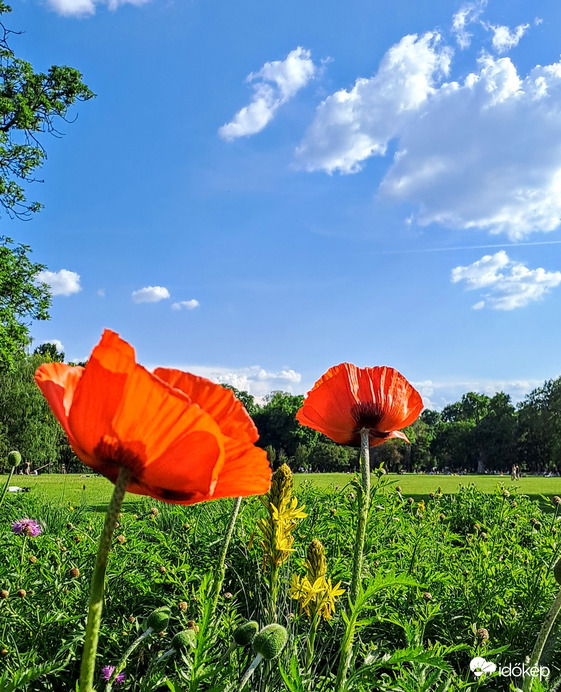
[253,624,288,660]
[330,507,336,515]
[476,627,489,643]
[116,535,126,544]
[480,532,487,540]
[178,601,188,612]
[69,567,80,578]
[396,486,402,493]
[17,589,26,598]
[553,496,561,506]
[407,497,414,505]
[187,620,199,633]
[233,621,259,647]
[150,507,159,516]
[422,592,432,601]
[171,629,196,652]
[501,489,510,498]
[146,606,171,632]
[429,492,435,499]
[1,590,8,599]
[128,615,135,623]
[29,555,37,564]
[159,566,166,574]
[554,558,561,585]
[60,545,67,552]
[0,649,7,656]
[223,592,233,600]
[7,451,21,467]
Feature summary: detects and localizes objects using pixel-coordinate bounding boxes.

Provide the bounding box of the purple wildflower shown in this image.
[100,665,126,685]
[11,519,42,537]
[101,665,115,681]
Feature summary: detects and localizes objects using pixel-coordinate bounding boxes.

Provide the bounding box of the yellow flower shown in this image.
[291,539,344,621]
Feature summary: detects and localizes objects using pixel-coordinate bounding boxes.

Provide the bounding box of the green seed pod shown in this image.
[554,558,561,585]
[7,451,21,467]
[171,629,196,652]
[234,621,259,647]
[146,606,171,632]
[253,624,288,660]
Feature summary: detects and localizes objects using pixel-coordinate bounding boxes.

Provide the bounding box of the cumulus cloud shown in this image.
[451,1,487,49]
[219,47,316,141]
[131,286,170,303]
[171,299,200,311]
[487,23,529,54]
[415,377,542,410]
[151,364,301,399]
[296,33,451,174]
[451,251,561,309]
[46,0,151,17]
[36,269,81,296]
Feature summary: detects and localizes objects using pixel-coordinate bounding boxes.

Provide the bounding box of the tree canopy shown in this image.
[0,1,95,218]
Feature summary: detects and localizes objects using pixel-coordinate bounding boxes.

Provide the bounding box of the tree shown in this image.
[0,2,95,219]
[0,236,50,370]
[33,340,65,362]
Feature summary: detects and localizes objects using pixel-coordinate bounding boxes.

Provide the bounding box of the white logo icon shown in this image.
[470,657,497,677]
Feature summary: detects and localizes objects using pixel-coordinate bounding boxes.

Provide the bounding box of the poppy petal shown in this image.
[34,362,84,440]
[212,438,271,499]
[154,368,258,443]
[67,330,137,458]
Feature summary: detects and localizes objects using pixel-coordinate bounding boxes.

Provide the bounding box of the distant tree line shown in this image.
[2,352,561,476]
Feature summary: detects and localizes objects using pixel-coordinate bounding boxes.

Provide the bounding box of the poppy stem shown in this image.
[522,587,561,692]
[350,428,371,603]
[78,466,131,692]
[209,495,243,619]
[335,428,370,692]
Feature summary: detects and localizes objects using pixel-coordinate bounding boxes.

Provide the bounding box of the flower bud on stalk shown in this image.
[0,451,22,509]
[239,625,288,689]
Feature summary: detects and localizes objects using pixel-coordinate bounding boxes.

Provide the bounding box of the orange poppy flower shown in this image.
[296,363,423,447]
[34,330,271,504]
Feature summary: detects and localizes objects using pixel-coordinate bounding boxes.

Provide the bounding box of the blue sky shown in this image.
[5,0,561,408]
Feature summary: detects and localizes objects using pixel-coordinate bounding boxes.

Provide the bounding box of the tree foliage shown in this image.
[0,236,50,370]
[0,1,95,218]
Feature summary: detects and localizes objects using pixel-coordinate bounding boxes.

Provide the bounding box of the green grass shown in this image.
[2,472,561,511]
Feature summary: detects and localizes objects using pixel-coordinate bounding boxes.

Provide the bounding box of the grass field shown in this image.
[3,472,561,511]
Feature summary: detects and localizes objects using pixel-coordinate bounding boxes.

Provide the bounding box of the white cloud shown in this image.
[38,339,65,353]
[295,33,452,173]
[171,299,200,311]
[451,251,561,309]
[451,1,487,49]
[97,289,106,298]
[219,47,316,141]
[47,0,151,17]
[415,377,543,410]
[151,363,302,399]
[487,23,529,54]
[36,269,81,296]
[131,286,170,303]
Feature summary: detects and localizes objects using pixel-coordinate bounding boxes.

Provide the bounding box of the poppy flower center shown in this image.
[351,402,389,437]
[94,435,146,478]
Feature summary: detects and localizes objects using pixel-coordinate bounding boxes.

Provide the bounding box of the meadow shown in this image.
[1,471,561,691]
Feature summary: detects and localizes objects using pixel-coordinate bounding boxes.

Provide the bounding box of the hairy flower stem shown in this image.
[105,628,153,692]
[239,653,264,690]
[306,614,320,672]
[0,466,16,508]
[350,429,371,603]
[522,589,561,692]
[210,496,242,620]
[79,466,131,692]
[335,429,370,692]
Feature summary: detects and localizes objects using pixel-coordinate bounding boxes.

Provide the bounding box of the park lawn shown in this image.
[2,472,561,510]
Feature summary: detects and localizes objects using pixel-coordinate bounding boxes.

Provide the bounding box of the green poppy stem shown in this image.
[209,496,242,620]
[335,428,370,692]
[522,588,561,692]
[0,465,16,508]
[78,466,131,692]
[350,428,371,603]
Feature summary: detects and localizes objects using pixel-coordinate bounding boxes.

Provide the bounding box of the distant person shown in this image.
[511,464,516,481]
[62,464,66,474]
[24,461,31,475]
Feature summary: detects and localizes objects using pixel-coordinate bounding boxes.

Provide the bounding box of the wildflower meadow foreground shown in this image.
[1,331,561,691]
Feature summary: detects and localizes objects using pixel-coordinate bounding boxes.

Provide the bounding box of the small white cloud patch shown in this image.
[451,0,487,49]
[487,23,529,54]
[451,251,561,309]
[36,269,81,296]
[171,299,200,311]
[47,0,151,17]
[219,47,316,141]
[39,339,65,353]
[131,286,170,303]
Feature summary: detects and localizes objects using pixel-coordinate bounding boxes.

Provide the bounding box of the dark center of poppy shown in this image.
[351,402,389,437]
[94,437,146,480]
